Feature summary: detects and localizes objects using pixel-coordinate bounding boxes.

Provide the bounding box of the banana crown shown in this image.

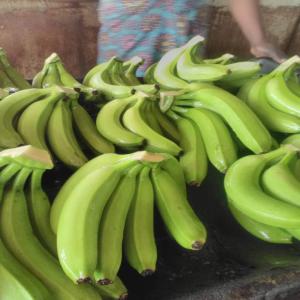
[0,145,53,169]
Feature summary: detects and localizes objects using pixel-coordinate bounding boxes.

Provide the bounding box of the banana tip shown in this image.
[141,269,155,277]
[97,278,113,285]
[77,277,91,284]
[119,293,129,300]
[192,241,204,250]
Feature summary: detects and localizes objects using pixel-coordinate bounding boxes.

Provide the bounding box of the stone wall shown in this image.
[0,0,298,79]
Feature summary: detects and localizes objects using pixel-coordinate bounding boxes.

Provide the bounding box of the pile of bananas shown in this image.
[0,48,30,98]
[225,139,300,245]
[240,55,300,133]
[0,145,127,300]
[51,151,206,285]
[0,85,114,168]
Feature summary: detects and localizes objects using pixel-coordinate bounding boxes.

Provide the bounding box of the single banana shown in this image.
[0,88,53,148]
[143,100,163,134]
[95,276,128,300]
[42,62,63,87]
[228,201,292,244]
[151,166,207,250]
[144,63,158,85]
[203,53,235,65]
[123,96,182,155]
[26,169,57,256]
[177,35,229,82]
[0,48,31,89]
[168,110,207,185]
[47,99,88,168]
[0,238,51,300]
[152,102,180,142]
[57,157,139,283]
[17,87,65,150]
[262,151,300,207]
[266,68,300,117]
[0,68,17,89]
[173,106,237,173]
[125,166,157,276]
[94,164,143,284]
[96,95,144,148]
[236,78,259,102]
[123,56,143,85]
[225,146,300,228]
[71,101,115,154]
[174,86,273,153]
[0,168,102,299]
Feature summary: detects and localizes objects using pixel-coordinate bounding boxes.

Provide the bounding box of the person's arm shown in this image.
[228,0,286,63]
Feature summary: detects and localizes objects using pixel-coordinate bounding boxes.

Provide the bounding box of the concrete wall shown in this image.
[0,0,299,79]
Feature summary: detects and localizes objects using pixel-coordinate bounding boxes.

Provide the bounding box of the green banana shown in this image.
[96,95,144,148]
[168,110,207,185]
[176,35,229,82]
[56,157,139,283]
[71,101,115,154]
[0,48,31,89]
[0,239,51,300]
[0,168,101,299]
[152,102,180,142]
[0,68,17,89]
[26,169,57,256]
[225,146,300,228]
[17,87,65,150]
[151,166,207,250]
[94,164,143,284]
[144,63,158,85]
[143,100,163,134]
[203,53,235,65]
[47,99,88,168]
[41,63,62,87]
[282,134,300,149]
[173,106,237,173]
[174,87,273,153]
[123,96,182,155]
[123,56,143,85]
[228,202,292,244]
[83,57,135,100]
[95,276,128,300]
[125,166,157,276]
[236,78,259,102]
[0,88,53,148]
[262,151,300,207]
[266,68,300,117]
[50,153,125,233]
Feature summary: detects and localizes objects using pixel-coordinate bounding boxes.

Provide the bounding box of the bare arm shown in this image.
[229,0,286,63]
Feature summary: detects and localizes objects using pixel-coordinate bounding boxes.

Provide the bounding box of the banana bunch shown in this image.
[51,151,207,286]
[240,55,300,133]
[83,56,159,100]
[0,85,114,168]
[0,145,106,300]
[162,84,272,184]
[33,53,99,101]
[225,142,300,244]
[96,92,181,155]
[0,48,30,99]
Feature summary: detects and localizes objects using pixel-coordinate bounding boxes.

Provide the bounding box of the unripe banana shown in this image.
[124,166,157,276]
[26,169,57,256]
[173,106,237,173]
[144,63,158,85]
[47,99,88,168]
[0,68,16,89]
[0,168,101,299]
[262,151,300,207]
[0,88,52,148]
[177,35,229,82]
[236,78,259,102]
[57,157,139,283]
[168,110,208,185]
[143,100,163,134]
[123,96,182,155]
[96,95,145,148]
[228,201,292,244]
[203,53,235,65]
[225,146,300,228]
[71,101,115,154]
[94,164,143,284]
[17,87,65,150]
[174,86,272,153]
[95,276,128,300]
[123,56,143,85]
[151,166,207,250]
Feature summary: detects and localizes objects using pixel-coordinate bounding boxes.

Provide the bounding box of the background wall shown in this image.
[0,0,299,79]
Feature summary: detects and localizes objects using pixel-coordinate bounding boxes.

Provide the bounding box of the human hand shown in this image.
[250,42,287,64]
